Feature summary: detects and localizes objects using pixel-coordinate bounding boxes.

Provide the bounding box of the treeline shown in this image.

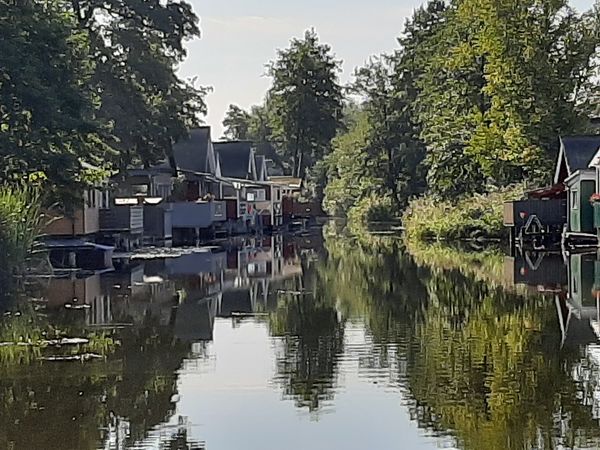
[226,0,600,222]
[0,0,207,205]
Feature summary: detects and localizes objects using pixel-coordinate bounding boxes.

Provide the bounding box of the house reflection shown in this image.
[504,250,600,348]
[42,234,309,343]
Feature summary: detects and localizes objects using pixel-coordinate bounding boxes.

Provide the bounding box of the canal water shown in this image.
[2,231,600,449]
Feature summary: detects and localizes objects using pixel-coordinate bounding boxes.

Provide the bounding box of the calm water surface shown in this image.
[2,233,600,449]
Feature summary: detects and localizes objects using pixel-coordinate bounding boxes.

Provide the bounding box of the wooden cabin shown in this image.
[214,141,260,233]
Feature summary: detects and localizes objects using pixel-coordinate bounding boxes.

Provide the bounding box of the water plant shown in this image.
[0,182,44,278]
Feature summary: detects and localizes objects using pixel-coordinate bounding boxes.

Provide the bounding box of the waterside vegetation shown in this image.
[0,183,44,279]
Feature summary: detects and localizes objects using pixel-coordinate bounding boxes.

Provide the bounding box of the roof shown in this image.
[255,155,267,181]
[173,127,212,175]
[269,176,303,189]
[214,141,254,180]
[555,135,600,183]
[526,183,565,199]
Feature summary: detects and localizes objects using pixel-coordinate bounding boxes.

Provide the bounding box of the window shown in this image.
[100,191,111,209]
[247,192,256,202]
[255,190,266,201]
[571,190,579,210]
[214,202,224,217]
[87,190,97,208]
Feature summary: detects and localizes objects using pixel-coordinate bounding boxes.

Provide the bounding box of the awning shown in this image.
[526,183,566,199]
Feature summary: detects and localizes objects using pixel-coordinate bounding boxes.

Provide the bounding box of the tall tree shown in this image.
[0,0,107,202]
[268,29,343,179]
[222,104,251,140]
[416,0,600,197]
[70,0,209,169]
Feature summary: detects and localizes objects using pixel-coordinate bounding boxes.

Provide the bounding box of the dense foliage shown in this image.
[322,0,600,231]
[0,0,105,201]
[0,0,207,205]
[402,185,525,241]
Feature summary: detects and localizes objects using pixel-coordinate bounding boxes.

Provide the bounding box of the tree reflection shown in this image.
[403,265,600,450]
[315,233,600,449]
[269,255,345,413]
[0,301,192,450]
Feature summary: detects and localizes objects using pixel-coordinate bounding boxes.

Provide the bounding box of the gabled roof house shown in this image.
[554,136,600,184]
[172,127,217,177]
[214,141,257,181]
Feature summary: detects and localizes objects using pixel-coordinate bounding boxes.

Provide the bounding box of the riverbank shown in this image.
[401,185,525,243]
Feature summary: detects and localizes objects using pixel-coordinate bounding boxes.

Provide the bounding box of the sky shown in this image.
[180,0,596,139]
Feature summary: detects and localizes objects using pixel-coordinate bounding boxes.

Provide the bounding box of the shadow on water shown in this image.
[3,231,600,449]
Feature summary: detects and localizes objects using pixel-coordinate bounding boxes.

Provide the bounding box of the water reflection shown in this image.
[5,234,600,449]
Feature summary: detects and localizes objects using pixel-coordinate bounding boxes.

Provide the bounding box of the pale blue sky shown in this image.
[180,0,596,138]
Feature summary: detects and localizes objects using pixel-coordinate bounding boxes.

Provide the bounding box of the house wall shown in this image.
[569,179,595,233]
[171,201,226,229]
[44,189,100,236]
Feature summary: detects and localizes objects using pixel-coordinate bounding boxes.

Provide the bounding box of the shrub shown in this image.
[347,194,398,234]
[403,185,525,242]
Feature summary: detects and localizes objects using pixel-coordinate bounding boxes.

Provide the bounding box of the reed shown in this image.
[0,183,44,276]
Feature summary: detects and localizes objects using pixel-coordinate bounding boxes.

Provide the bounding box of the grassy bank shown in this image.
[402,185,525,242]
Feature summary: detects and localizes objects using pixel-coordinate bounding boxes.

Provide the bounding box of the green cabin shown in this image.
[556,136,600,234]
[566,169,596,233]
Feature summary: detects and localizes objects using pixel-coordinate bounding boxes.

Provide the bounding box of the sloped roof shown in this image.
[555,136,600,183]
[214,141,254,180]
[173,127,212,175]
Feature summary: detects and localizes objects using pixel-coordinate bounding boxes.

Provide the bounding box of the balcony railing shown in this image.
[100,205,144,233]
[171,201,227,229]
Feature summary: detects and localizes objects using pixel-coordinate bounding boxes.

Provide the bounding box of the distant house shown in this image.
[214,141,260,230]
[44,163,107,239]
[170,127,227,242]
[504,135,600,247]
[173,127,221,199]
[97,163,176,249]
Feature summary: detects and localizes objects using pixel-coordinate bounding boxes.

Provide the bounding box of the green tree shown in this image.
[268,29,343,180]
[416,0,600,197]
[71,0,209,169]
[222,104,252,140]
[0,0,107,200]
[323,111,382,217]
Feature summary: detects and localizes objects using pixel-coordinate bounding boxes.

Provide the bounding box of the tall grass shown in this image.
[0,183,44,276]
[402,185,525,242]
